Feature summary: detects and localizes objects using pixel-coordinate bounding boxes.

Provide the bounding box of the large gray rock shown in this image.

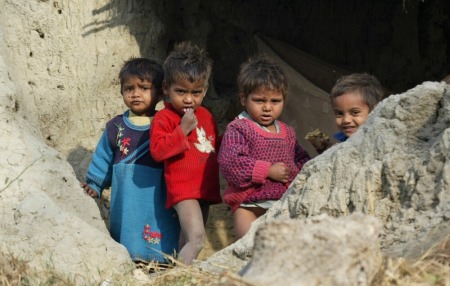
[0,56,133,284]
[203,81,450,283]
[233,81,450,257]
[241,213,382,286]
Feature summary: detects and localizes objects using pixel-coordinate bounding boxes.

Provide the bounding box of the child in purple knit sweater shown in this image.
[218,55,311,239]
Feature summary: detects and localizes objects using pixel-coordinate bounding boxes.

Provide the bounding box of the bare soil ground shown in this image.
[198,202,236,260]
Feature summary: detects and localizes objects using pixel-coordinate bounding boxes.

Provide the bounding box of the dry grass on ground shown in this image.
[374,234,450,286]
[1,234,449,286]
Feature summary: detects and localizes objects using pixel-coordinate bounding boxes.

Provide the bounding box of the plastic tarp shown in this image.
[254,34,350,156]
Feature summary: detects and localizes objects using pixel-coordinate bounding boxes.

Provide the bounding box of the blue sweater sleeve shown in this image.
[85,129,114,196]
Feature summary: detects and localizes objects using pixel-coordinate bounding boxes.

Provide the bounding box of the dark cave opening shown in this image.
[101,0,449,109]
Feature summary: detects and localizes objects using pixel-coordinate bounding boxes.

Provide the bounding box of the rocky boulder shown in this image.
[0,56,134,285]
[241,213,382,286]
[203,81,450,284]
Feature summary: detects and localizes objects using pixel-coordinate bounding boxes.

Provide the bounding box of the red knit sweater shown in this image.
[218,118,310,212]
[150,103,222,208]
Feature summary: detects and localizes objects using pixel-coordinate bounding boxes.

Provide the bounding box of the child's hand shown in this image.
[80,182,99,198]
[180,108,198,135]
[268,162,290,183]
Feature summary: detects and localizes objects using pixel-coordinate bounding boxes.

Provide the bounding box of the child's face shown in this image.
[163,78,207,115]
[121,76,160,117]
[240,88,284,131]
[332,91,370,138]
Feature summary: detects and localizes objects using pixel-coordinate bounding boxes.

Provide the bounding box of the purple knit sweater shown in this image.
[218,118,310,211]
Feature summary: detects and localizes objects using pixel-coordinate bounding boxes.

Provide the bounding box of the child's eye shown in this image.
[175,89,186,94]
[192,90,203,96]
[350,110,360,116]
[334,111,343,117]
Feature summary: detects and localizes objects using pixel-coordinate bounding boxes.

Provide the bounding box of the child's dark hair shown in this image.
[163,42,213,86]
[331,73,384,111]
[237,55,288,99]
[119,57,164,93]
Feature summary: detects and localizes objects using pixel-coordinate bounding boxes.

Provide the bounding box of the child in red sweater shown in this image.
[218,55,311,239]
[150,42,221,264]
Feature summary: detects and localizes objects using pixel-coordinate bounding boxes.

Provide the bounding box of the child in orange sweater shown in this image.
[150,42,222,264]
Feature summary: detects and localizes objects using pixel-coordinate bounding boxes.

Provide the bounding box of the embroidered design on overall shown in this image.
[194,127,214,153]
[142,224,162,244]
[115,123,131,156]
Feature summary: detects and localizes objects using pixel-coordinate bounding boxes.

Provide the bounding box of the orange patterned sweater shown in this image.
[150,103,222,208]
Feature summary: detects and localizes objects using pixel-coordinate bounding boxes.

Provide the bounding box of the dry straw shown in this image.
[1,234,448,285]
[375,234,450,286]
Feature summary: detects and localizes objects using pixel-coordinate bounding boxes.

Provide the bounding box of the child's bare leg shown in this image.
[233,206,266,239]
[174,199,205,265]
[178,201,209,257]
